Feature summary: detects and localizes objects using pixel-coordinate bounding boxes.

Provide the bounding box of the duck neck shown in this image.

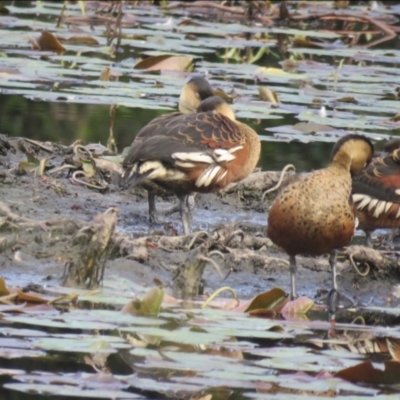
[330,151,352,172]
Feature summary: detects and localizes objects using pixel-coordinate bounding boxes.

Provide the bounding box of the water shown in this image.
[0,92,340,172]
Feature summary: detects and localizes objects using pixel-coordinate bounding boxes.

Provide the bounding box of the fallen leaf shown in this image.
[335,360,400,385]
[234,287,288,314]
[259,86,280,103]
[33,31,66,54]
[121,286,164,316]
[135,55,193,72]
[281,296,314,316]
[17,290,52,303]
[0,278,10,296]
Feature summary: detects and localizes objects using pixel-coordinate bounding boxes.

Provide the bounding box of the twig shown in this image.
[162,1,244,15]
[23,138,54,153]
[201,286,237,309]
[319,14,396,48]
[349,254,371,277]
[70,171,108,191]
[262,164,296,201]
[47,164,77,175]
[198,255,224,279]
[186,231,210,249]
[289,12,396,48]
[56,0,67,28]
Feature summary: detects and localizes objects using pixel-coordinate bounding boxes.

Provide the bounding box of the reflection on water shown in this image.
[0,93,342,172]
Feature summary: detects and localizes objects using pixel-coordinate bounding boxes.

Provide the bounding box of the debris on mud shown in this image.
[0,134,399,306]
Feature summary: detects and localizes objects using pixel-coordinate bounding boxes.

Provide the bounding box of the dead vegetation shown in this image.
[1,134,400,299]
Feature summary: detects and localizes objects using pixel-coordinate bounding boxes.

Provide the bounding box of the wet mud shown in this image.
[0,135,399,308]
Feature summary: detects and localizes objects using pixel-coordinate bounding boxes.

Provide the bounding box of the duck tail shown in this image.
[119,164,149,190]
[119,160,166,190]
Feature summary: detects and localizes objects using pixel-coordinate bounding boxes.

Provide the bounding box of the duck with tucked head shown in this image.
[352,138,400,246]
[120,95,261,234]
[267,134,374,300]
[120,76,214,225]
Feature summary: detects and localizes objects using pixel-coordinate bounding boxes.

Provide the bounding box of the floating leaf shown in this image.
[3,383,140,399]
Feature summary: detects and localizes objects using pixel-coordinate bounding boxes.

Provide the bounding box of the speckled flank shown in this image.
[267,165,355,256]
[267,135,374,298]
[268,136,373,257]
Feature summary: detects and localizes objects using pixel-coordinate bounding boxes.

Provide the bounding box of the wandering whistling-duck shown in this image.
[120,95,261,235]
[267,134,374,299]
[352,138,400,246]
[120,77,214,225]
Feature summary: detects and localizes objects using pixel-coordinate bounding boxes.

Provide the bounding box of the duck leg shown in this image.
[329,250,338,292]
[179,194,193,235]
[148,191,158,224]
[289,255,298,300]
[364,231,373,247]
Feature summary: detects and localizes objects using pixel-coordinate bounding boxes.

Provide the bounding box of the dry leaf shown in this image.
[135,55,193,72]
[33,31,66,54]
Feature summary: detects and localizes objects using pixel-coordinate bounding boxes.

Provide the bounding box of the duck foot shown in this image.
[326,288,355,317]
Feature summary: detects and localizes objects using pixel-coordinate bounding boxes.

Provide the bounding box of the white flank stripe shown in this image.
[172,152,213,164]
[358,196,371,210]
[139,161,164,174]
[215,151,235,163]
[146,165,168,180]
[385,201,393,213]
[228,145,243,154]
[367,198,379,211]
[396,189,400,196]
[217,170,228,182]
[396,208,400,218]
[353,194,368,203]
[373,201,386,218]
[196,165,221,187]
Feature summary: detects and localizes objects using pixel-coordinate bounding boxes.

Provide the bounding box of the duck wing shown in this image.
[120,111,245,190]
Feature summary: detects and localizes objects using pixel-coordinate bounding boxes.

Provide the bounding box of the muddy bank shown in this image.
[0,134,399,307]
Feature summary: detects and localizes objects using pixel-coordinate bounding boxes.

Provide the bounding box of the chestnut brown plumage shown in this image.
[120,77,214,225]
[267,134,374,299]
[352,138,400,246]
[121,95,261,234]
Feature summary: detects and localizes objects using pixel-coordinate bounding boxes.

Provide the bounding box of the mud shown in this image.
[0,135,399,308]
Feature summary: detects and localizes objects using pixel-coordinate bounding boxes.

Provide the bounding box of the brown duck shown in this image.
[120,76,214,225]
[267,134,374,299]
[120,96,261,234]
[352,138,400,246]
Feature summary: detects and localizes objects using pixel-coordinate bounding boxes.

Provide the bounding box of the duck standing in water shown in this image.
[267,134,374,299]
[120,77,214,225]
[120,95,261,235]
[352,138,400,246]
